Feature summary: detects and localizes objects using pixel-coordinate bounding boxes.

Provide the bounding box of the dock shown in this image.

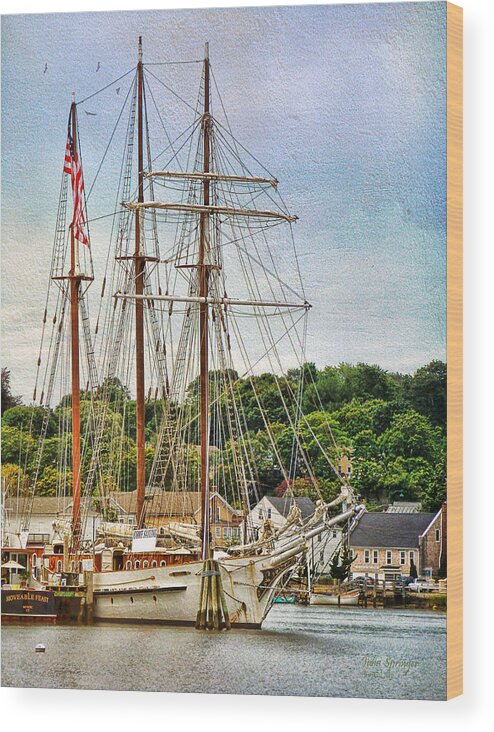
[286,576,447,610]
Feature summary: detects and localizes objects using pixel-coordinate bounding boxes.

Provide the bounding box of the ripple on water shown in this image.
[1,606,446,699]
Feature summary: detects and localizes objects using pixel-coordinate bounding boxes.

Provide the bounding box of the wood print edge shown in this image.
[446,0,463,702]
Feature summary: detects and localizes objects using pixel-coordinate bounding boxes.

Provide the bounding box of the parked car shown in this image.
[407,580,437,593]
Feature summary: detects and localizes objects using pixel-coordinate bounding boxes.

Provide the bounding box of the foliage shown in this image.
[1,361,447,512]
[2,405,56,437]
[36,465,72,496]
[1,425,37,466]
[329,546,356,582]
[94,494,120,522]
[402,360,446,428]
[1,368,22,415]
[1,463,31,495]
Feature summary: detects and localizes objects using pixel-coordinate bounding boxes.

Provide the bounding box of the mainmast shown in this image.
[199,43,211,560]
[69,96,82,550]
[135,36,146,527]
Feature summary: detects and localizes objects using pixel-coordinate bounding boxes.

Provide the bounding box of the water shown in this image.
[1,606,446,700]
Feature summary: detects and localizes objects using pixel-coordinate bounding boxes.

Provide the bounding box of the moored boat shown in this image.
[1,587,57,623]
[309,590,360,606]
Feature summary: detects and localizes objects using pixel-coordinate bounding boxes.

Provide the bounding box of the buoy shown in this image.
[35,643,46,653]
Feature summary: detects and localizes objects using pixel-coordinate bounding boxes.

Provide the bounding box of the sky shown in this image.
[1,3,447,400]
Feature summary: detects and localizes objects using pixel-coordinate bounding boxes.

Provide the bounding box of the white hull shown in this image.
[309,592,359,606]
[93,555,290,627]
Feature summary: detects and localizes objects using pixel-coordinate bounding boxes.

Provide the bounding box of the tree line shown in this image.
[1,360,446,511]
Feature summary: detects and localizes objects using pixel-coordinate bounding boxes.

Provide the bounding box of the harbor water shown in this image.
[1,605,446,700]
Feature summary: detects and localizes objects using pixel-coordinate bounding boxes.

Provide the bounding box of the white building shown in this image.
[2,496,100,546]
[246,495,316,534]
[246,495,343,579]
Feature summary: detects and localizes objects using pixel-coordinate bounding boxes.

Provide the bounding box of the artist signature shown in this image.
[362,655,420,678]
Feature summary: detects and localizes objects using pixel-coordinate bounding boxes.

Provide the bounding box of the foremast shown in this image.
[135,36,146,528]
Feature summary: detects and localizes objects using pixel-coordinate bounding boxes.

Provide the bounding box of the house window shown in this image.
[56,560,63,573]
[435,529,440,542]
[409,551,415,564]
[151,561,157,568]
[333,531,337,538]
[31,554,37,567]
[400,551,406,565]
[258,510,263,520]
[160,560,166,567]
[364,550,370,563]
[373,550,378,564]
[216,506,221,522]
[233,527,240,539]
[143,560,149,568]
[126,560,132,570]
[223,527,230,539]
[215,527,221,538]
[134,560,140,569]
[386,551,392,565]
[267,508,272,519]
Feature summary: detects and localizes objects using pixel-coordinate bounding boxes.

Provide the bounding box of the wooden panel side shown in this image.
[446,1,463,702]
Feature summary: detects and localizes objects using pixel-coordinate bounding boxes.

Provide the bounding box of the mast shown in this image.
[199,42,211,560]
[135,36,146,527]
[69,96,82,551]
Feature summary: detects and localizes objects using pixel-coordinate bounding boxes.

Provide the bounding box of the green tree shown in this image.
[0,425,37,468]
[351,457,387,502]
[1,368,22,415]
[1,463,31,496]
[333,398,399,438]
[418,452,446,511]
[36,465,72,496]
[380,410,442,463]
[304,363,397,413]
[2,405,56,437]
[403,361,446,429]
[329,546,356,582]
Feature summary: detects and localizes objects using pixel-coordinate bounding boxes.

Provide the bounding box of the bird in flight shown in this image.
[43,63,48,74]
[116,87,121,95]
[96,61,101,72]
[84,110,97,116]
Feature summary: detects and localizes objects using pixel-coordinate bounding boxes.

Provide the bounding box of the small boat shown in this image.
[273,594,296,604]
[309,590,360,606]
[35,643,46,653]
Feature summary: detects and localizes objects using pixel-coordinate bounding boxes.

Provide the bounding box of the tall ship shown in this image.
[2,39,359,628]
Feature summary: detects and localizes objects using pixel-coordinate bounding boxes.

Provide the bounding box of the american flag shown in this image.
[64,125,89,246]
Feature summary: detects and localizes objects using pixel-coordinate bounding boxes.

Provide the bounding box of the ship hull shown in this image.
[92,555,286,627]
[309,591,359,606]
[1,588,57,623]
